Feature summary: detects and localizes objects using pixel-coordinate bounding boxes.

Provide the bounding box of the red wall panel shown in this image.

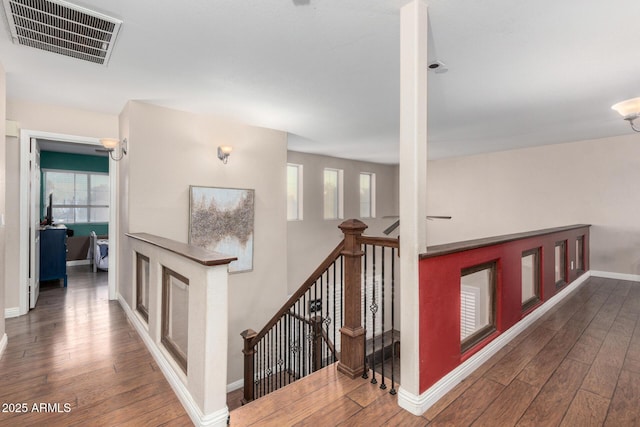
[419,226,590,392]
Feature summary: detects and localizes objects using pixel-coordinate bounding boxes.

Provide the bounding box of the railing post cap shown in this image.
[241,329,257,339]
[339,219,368,233]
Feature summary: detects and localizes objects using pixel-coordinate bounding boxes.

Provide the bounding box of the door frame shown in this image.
[18,129,118,315]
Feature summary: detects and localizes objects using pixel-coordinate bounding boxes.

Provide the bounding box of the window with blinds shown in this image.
[460,261,497,353]
[43,169,109,224]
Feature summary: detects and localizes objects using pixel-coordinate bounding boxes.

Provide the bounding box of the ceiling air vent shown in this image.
[2,0,122,65]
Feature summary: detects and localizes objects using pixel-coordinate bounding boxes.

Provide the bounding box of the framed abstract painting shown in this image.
[189,186,255,273]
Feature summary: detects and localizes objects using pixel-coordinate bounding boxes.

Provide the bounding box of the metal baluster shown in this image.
[362,244,369,379]
[390,247,397,395]
[260,339,265,398]
[340,255,344,338]
[380,246,386,390]
[325,268,330,365]
[253,342,257,400]
[371,245,378,385]
[332,260,337,362]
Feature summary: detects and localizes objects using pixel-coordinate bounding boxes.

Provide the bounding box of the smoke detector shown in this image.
[2,0,122,65]
[428,60,448,74]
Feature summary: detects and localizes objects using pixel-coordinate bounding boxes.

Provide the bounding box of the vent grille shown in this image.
[2,0,121,65]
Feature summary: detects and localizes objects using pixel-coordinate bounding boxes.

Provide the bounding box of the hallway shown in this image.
[1,272,639,426]
[0,266,190,426]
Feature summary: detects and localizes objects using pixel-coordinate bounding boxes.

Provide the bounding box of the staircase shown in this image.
[241,219,400,403]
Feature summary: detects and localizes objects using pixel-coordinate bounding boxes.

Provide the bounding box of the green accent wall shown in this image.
[40,151,109,237]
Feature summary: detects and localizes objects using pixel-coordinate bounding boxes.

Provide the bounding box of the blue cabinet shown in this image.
[40,228,68,287]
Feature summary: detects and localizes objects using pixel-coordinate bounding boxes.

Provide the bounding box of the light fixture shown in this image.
[100,137,128,161]
[217,145,233,164]
[611,97,640,132]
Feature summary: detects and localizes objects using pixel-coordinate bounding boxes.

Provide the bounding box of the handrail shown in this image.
[248,239,346,347]
[359,235,399,249]
[241,220,401,403]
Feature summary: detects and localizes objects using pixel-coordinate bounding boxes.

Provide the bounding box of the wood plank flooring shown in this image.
[230,276,640,426]
[2,271,639,426]
[0,266,190,426]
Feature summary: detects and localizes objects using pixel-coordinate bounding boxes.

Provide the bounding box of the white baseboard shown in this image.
[398,271,592,415]
[590,270,640,282]
[0,333,7,358]
[227,378,243,393]
[4,307,20,318]
[117,293,229,427]
[67,259,90,267]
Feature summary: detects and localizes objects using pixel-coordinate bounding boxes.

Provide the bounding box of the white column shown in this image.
[398,0,428,414]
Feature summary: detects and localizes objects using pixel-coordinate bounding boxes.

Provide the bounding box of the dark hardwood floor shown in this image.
[2,270,639,426]
[230,276,640,426]
[0,266,191,426]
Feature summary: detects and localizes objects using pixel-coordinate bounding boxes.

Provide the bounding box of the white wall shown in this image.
[286,151,399,293]
[118,101,288,384]
[427,134,640,276]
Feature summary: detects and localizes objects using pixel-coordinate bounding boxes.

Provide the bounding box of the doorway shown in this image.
[18,130,117,315]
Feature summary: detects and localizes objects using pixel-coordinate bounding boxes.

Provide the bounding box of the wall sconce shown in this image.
[100,137,128,161]
[217,145,233,164]
[611,97,640,132]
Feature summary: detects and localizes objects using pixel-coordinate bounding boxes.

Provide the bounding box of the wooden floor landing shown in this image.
[231,276,640,426]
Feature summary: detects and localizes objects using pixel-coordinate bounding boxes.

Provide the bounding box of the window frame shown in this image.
[43,168,110,224]
[359,172,376,219]
[555,240,568,288]
[521,248,541,312]
[323,168,344,220]
[287,163,304,221]
[460,261,498,353]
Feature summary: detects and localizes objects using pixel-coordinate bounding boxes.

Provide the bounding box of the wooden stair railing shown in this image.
[241,219,400,403]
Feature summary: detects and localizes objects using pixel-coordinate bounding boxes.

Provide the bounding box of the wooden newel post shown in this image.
[337,219,368,378]
[241,329,257,404]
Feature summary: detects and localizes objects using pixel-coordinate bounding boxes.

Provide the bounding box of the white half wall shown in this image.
[118,101,288,385]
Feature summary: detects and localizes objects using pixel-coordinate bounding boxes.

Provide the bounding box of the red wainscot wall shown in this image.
[418,225,590,392]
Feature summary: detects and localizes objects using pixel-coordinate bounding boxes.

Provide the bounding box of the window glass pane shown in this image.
[90,207,109,222]
[360,173,371,218]
[460,262,496,352]
[324,169,338,219]
[576,236,584,271]
[287,165,300,220]
[75,208,88,223]
[52,207,74,224]
[47,172,74,205]
[555,241,566,285]
[522,249,540,309]
[74,174,88,205]
[90,174,110,205]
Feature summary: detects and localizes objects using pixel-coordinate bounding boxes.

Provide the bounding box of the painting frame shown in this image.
[189,185,255,273]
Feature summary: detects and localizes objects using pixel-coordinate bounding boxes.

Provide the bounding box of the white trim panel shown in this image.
[0,333,7,357]
[398,271,592,415]
[4,307,20,318]
[590,271,640,282]
[117,293,229,427]
[227,378,243,393]
[67,260,91,267]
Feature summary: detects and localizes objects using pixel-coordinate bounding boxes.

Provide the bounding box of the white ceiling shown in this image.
[1,0,639,163]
